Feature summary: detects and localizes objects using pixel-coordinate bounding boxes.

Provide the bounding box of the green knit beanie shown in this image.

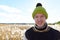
[32,3,48,19]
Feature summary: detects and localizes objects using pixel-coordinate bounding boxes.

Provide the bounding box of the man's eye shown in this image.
[35,16,38,18]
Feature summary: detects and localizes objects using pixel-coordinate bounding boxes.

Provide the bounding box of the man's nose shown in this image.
[38,18,41,21]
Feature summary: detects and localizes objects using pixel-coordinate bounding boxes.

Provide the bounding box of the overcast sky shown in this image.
[0,0,60,23]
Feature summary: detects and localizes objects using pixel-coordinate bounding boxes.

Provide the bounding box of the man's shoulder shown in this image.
[26,27,33,33]
[49,27,60,39]
[49,27,60,33]
[50,27,60,32]
[27,27,33,30]
[50,27,60,37]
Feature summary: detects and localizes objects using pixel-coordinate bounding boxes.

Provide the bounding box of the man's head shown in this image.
[32,3,48,27]
[32,3,48,19]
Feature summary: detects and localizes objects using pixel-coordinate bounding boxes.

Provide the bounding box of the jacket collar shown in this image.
[33,23,50,32]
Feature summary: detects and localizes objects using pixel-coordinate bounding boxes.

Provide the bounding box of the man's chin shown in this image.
[37,24,43,27]
[36,22,44,26]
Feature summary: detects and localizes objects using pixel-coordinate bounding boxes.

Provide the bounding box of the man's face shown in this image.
[34,13,46,27]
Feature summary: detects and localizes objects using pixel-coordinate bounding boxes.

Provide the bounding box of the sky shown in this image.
[0,0,60,23]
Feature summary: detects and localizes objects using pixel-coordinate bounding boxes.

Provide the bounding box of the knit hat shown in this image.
[32,3,48,19]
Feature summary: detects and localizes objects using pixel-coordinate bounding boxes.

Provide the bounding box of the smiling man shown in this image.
[24,3,60,40]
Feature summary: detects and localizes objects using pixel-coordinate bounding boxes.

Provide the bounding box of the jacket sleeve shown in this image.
[58,33,60,40]
[57,31,60,40]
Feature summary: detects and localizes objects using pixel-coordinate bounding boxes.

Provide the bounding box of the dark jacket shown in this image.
[25,27,60,40]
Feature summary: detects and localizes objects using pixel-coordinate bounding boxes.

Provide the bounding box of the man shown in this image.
[24,3,60,40]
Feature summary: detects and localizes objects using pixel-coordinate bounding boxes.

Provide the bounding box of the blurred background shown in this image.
[0,0,60,40]
[0,23,60,40]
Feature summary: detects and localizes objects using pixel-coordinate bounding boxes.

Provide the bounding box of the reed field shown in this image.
[0,23,60,40]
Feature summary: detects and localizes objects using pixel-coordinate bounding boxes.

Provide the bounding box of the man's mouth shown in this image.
[38,21,43,24]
